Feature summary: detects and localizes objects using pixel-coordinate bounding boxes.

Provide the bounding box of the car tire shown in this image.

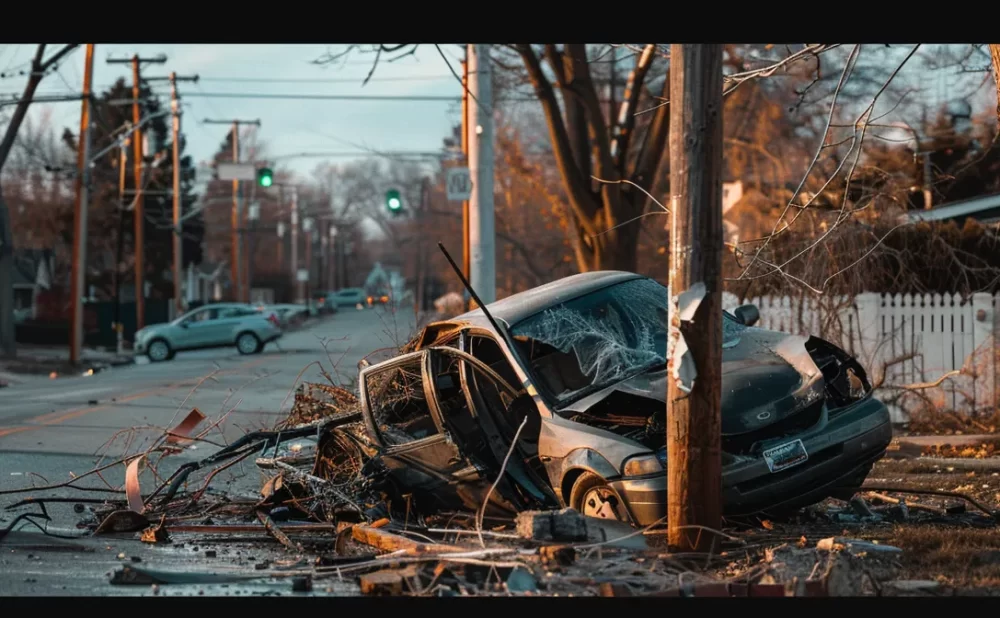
[147,338,172,363]
[236,332,262,355]
[569,472,631,522]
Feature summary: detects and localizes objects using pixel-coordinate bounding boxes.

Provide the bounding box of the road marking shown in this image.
[36,386,116,401]
[0,355,277,439]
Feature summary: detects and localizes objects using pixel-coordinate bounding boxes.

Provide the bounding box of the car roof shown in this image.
[450,270,644,329]
[196,302,251,309]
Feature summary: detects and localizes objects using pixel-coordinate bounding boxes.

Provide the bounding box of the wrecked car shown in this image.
[354,271,892,526]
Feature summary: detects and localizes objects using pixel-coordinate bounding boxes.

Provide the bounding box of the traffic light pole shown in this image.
[466,44,496,306]
[290,186,301,303]
[203,118,261,302]
[461,51,471,287]
[106,53,167,331]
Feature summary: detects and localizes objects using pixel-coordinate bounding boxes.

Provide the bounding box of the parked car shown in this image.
[265,303,310,329]
[134,303,283,362]
[312,292,341,315]
[352,271,892,525]
[330,288,367,308]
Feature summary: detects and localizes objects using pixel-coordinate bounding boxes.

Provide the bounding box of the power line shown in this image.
[190,74,456,84]
[117,92,464,103]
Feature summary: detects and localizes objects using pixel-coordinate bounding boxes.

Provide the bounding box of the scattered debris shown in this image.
[2,279,999,596]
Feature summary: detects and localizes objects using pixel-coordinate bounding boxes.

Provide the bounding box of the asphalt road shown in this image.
[0,305,416,461]
[0,304,416,596]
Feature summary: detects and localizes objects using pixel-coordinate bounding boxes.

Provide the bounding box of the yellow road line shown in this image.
[0,356,274,439]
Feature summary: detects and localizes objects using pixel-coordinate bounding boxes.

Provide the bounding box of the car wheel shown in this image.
[236,332,262,355]
[147,338,172,363]
[570,472,630,521]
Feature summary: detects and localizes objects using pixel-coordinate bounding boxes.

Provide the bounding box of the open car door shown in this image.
[357,349,512,515]
[434,344,559,511]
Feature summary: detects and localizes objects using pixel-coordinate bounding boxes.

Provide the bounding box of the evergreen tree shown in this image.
[60,78,202,300]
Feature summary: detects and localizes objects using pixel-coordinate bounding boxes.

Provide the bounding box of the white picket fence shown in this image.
[722,291,1000,423]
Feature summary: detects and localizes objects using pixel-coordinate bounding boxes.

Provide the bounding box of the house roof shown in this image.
[12,249,53,287]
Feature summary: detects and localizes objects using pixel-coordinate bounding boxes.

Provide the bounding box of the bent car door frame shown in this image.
[448,336,560,508]
[357,350,487,510]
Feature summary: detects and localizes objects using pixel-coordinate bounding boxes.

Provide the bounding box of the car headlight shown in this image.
[622,453,664,477]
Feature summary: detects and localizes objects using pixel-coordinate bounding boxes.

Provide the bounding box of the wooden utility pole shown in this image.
[69,44,96,365]
[106,53,166,331]
[666,44,724,553]
[203,118,261,302]
[114,136,129,354]
[146,73,198,316]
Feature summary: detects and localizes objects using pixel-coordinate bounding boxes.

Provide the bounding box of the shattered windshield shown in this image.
[509,277,745,405]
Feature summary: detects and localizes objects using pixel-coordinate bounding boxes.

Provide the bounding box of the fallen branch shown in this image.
[352,524,466,555]
[257,510,301,551]
[856,484,996,519]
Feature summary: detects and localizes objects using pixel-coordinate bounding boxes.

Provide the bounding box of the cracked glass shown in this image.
[509,278,745,405]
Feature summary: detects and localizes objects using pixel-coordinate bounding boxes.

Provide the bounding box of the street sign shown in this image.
[248,202,260,221]
[217,162,256,182]
[297,269,309,282]
[446,167,472,201]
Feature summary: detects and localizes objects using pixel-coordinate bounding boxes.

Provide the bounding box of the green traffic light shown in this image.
[386,189,402,212]
[257,167,273,187]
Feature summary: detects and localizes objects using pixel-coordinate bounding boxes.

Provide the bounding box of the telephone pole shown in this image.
[203,118,261,302]
[466,44,496,306]
[106,53,167,331]
[146,73,198,317]
[69,44,96,365]
[666,44,724,553]
[290,187,300,302]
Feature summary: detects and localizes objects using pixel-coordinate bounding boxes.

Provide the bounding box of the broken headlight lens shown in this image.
[623,453,664,477]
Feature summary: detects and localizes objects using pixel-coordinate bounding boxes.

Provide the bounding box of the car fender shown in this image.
[552,448,620,504]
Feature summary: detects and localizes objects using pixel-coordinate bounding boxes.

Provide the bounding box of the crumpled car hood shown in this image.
[560,326,823,435]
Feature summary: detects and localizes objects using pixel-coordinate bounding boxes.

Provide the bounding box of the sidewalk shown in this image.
[0,344,134,385]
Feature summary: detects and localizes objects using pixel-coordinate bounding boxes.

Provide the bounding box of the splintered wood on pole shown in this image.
[666,44,724,553]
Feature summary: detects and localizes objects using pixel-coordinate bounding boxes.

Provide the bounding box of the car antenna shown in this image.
[437,242,512,346]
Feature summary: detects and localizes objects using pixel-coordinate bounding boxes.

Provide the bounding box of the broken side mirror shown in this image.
[734,304,760,327]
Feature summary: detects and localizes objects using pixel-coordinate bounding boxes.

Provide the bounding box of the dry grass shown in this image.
[887,526,1000,590]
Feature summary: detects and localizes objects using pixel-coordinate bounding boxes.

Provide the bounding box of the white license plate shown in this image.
[762,439,809,473]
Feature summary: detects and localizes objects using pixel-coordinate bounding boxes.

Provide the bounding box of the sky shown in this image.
[0,44,466,182]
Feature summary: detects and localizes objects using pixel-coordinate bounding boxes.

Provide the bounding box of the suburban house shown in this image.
[12,248,54,320]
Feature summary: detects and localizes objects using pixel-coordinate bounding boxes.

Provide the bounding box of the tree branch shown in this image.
[991,44,1000,124]
[629,71,671,196]
[612,44,656,174]
[516,44,600,235]
[0,45,48,169]
[39,44,80,73]
[544,45,592,188]
[565,44,616,182]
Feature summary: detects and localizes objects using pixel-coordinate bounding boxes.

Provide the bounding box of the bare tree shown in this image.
[0,43,79,357]
[991,44,1000,121]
